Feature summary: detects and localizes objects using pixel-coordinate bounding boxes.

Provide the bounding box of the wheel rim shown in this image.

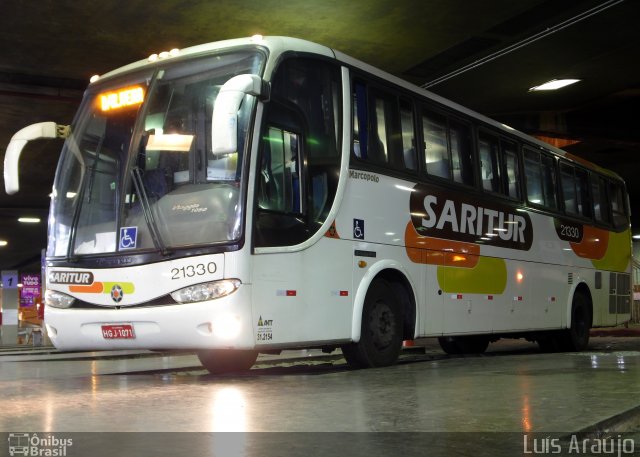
[368,300,395,350]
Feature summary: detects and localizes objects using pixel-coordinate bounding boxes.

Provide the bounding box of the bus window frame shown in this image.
[522,145,561,212]
[558,158,596,223]
[349,74,422,180]
[476,128,524,204]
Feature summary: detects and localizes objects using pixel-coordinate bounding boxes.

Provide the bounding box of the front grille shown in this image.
[71,294,178,309]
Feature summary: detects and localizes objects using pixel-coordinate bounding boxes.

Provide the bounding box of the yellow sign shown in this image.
[99,86,145,112]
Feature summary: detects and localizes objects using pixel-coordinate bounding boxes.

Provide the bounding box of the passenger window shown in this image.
[450,120,474,186]
[592,175,610,224]
[479,133,501,193]
[353,82,367,159]
[609,181,628,228]
[370,94,390,163]
[502,140,520,200]
[524,149,543,205]
[399,100,417,170]
[422,110,449,179]
[561,163,578,215]
[575,168,592,219]
[540,154,558,209]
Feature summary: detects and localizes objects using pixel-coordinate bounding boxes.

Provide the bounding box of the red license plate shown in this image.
[101,324,135,339]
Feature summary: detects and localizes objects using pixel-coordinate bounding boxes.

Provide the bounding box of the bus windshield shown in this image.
[48,50,265,257]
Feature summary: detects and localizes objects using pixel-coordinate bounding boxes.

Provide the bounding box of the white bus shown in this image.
[4,36,632,372]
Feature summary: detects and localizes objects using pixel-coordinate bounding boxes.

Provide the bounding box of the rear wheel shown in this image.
[559,291,592,351]
[197,349,259,374]
[342,279,403,368]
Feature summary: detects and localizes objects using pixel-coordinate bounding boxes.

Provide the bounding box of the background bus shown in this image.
[3,36,632,373]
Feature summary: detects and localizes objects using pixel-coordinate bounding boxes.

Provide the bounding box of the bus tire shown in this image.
[438,336,489,355]
[197,349,259,374]
[342,279,403,368]
[560,291,592,352]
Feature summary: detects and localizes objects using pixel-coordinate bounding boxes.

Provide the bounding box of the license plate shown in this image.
[101,324,135,339]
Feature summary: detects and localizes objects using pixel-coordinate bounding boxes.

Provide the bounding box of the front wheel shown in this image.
[341,279,403,368]
[197,349,259,374]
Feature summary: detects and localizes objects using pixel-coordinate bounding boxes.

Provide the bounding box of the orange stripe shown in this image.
[69,282,104,293]
[404,222,480,267]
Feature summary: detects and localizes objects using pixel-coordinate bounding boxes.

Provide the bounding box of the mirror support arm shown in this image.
[4,122,69,195]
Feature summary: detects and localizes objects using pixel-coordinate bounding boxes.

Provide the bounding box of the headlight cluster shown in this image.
[45,289,76,309]
[170,279,241,304]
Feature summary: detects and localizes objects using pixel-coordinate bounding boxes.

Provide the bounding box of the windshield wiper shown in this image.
[130,166,171,256]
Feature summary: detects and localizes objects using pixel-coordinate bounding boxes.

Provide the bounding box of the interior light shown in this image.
[529,79,580,91]
[146,134,194,152]
[633,234,640,240]
[0,240,7,247]
[18,217,41,223]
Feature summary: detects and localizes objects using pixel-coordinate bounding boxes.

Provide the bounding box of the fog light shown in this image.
[214,314,241,340]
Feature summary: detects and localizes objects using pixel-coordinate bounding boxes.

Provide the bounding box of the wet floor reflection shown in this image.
[0,341,639,433]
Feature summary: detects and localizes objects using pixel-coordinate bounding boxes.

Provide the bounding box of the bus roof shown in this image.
[93,36,620,181]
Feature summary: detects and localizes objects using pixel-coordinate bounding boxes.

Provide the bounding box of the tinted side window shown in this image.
[450,120,474,186]
[502,140,520,200]
[609,180,629,228]
[422,110,449,179]
[479,133,501,193]
[560,163,578,215]
[540,154,558,210]
[592,175,610,224]
[560,162,592,219]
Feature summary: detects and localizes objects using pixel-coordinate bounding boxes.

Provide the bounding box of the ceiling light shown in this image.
[18,217,41,223]
[0,240,7,247]
[529,79,580,91]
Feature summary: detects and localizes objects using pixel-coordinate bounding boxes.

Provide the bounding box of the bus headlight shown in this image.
[45,290,76,309]
[170,279,241,304]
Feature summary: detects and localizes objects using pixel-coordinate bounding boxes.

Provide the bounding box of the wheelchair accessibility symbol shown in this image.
[119,227,138,250]
[353,219,364,240]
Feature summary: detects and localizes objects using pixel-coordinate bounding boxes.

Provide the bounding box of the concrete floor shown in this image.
[1,336,640,456]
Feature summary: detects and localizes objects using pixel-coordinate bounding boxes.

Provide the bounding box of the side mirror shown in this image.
[211,74,263,155]
[4,122,69,194]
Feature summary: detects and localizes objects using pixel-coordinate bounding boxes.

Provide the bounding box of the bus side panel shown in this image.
[250,237,354,347]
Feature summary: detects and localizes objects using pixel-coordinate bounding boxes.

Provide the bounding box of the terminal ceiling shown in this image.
[1,0,638,272]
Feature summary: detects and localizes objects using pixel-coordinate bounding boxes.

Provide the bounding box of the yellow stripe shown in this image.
[437,256,507,294]
[102,282,135,294]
